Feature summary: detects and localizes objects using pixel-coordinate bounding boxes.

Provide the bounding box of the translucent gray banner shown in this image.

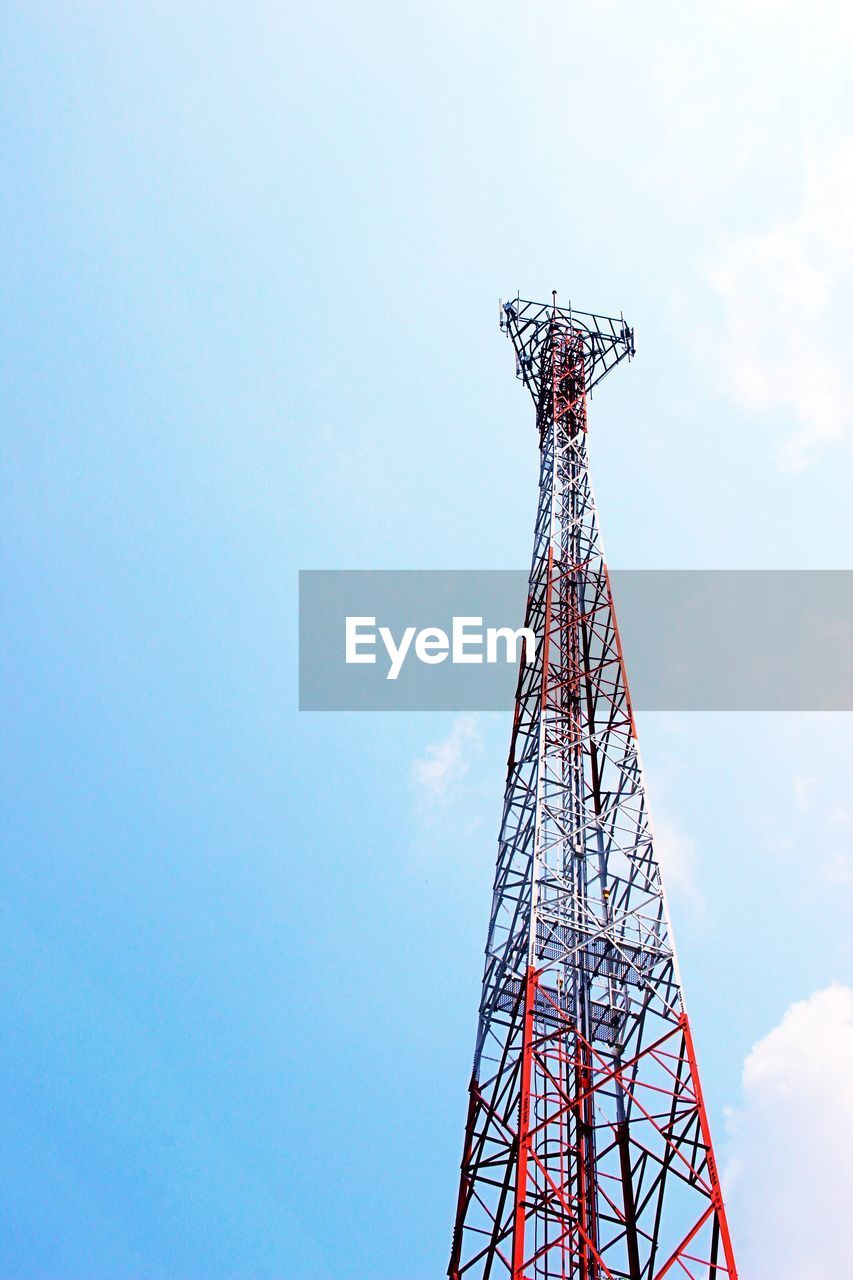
[298,570,853,711]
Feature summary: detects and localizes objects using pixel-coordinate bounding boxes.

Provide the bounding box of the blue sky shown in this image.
[2,3,852,1277]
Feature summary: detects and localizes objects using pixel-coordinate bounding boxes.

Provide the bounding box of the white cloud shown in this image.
[791,774,817,813]
[788,768,845,819]
[411,715,480,803]
[820,849,853,887]
[653,811,702,905]
[705,139,853,470]
[641,752,704,907]
[788,770,853,889]
[726,985,853,1277]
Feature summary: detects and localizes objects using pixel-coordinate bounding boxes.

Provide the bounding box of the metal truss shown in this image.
[448,300,738,1280]
[500,296,634,403]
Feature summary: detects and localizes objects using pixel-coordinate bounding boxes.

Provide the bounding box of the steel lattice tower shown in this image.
[447,297,738,1280]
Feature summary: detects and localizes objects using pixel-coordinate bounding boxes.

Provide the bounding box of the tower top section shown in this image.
[500,293,634,403]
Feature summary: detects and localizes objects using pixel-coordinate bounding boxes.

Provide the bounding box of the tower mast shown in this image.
[448,296,738,1280]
